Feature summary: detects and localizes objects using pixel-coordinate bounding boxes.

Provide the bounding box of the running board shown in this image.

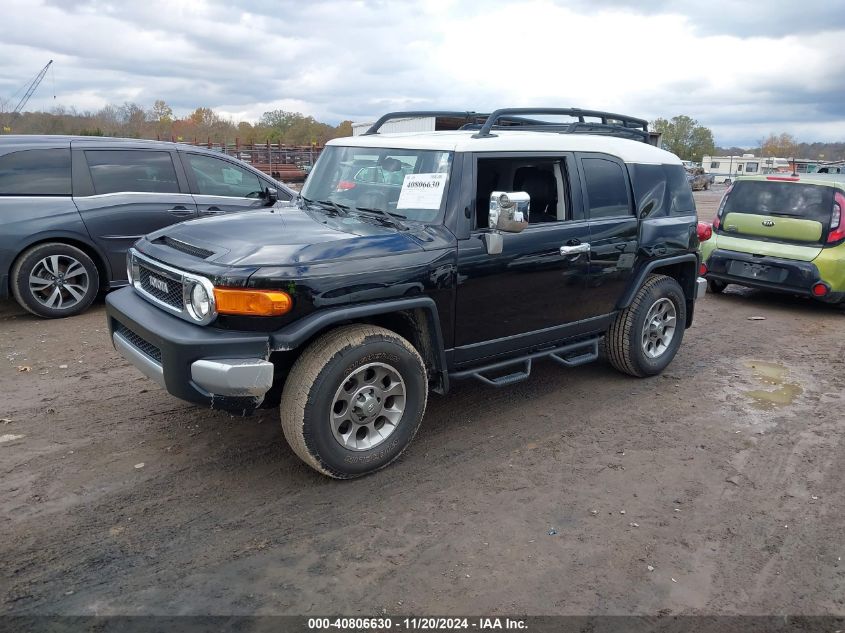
[450,338,600,388]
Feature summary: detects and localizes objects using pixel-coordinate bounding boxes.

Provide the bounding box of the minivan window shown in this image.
[185,154,264,198]
[582,157,630,218]
[0,148,71,195]
[724,180,834,228]
[85,150,180,195]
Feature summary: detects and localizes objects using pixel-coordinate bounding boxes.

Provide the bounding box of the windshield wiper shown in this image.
[300,195,349,217]
[353,206,408,230]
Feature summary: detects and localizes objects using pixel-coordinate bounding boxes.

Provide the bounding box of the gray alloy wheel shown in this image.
[330,362,406,451]
[640,297,677,359]
[11,242,100,319]
[28,254,90,310]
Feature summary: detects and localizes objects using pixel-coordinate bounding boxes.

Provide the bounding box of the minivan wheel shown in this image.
[708,279,727,294]
[11,243,100,318]
[280,325,428,479]
[606,274,686,377]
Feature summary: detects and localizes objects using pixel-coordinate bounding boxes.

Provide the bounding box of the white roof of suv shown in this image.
[328,130,681,166]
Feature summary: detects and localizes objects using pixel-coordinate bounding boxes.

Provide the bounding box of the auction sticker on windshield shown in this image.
[397,173,447,209]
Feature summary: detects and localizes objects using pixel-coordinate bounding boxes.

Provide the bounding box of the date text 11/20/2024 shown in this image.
[307,617,528,630]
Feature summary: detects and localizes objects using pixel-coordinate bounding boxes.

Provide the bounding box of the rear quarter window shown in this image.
[0,148,72,195]
[630,163,695,217]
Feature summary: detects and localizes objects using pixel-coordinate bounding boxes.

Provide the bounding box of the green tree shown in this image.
[335,120,353,137]
[151,99,173,123]
[651,115,715,162]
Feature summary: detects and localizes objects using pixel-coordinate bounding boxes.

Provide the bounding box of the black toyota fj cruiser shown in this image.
[106,108,705,478]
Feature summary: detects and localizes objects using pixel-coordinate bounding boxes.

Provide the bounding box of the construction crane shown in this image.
[10,60,53,114]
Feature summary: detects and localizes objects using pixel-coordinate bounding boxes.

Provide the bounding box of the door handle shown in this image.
[202,206,223,214]
[167,206,194,217]
[560,243,590,256]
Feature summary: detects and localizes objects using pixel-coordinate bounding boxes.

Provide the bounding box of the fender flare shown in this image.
[617,253,700,309]
[270,296,449,388]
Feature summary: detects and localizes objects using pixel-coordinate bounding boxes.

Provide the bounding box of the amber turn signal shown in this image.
[213,288,293,316]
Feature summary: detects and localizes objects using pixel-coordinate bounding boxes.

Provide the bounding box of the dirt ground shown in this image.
[1,187,843,616]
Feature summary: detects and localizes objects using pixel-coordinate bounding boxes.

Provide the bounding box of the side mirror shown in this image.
[264,187,278,205]
[489,191,530,233]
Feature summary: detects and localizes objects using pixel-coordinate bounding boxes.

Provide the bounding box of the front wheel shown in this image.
[606,274,686,377]
[280,325,428,479]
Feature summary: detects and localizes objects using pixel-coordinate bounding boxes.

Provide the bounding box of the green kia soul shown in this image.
[700,174,845,303]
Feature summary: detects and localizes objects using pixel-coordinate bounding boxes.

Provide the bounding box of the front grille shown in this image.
[157,236,215,259]
[115,324,162,363]
[138,264,184,310]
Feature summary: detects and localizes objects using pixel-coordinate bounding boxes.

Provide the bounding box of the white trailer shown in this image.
[702,154,790,183]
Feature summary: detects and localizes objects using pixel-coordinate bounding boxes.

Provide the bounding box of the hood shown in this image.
[145,207,425,267]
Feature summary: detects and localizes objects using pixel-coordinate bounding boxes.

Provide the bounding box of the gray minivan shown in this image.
[0,136,295,318]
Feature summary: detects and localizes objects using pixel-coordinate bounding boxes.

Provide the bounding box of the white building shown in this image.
[702,154,790,183]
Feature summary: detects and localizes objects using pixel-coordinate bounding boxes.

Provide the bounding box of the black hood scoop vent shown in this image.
[154,236,215,260]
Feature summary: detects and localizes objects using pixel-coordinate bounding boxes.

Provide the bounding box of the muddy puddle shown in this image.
[743,360,802,410]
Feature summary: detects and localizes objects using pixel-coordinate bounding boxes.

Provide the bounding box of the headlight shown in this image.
[190,282,211,318]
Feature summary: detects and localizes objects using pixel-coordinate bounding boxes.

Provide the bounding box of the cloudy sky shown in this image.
[1,0,844,146]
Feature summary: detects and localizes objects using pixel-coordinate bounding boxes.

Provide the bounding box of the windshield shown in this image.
[301,146,453,222]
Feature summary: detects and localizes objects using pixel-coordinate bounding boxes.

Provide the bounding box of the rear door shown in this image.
[180,152,276,216]
[717,179,834,259]
[576,153,639,316]
[71,145,197,281]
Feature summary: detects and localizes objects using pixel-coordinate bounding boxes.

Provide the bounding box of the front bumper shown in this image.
[704,248,844,302]
[106,287,274,412]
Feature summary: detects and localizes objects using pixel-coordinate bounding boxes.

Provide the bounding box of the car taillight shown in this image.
[812,282,830,297]
[714,184,733,230]
[827,191,845,244]
[699,262,708,275]
[697,221,712,241]
[335,180,356,192]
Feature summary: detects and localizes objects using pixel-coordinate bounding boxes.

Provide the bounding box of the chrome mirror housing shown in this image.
[489,191,530,233]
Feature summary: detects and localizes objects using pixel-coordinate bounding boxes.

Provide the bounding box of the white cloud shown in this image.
[1,0,844,145]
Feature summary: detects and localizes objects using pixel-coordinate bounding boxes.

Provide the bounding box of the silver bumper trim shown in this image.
[695,276,707,299]
[191,358,274,397]
[113,332,165,389]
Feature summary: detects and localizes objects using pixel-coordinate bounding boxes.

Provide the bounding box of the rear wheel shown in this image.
[708,279,727,294]
[606,274,686,377]
[11,243,100,318]
[280,325,428,479]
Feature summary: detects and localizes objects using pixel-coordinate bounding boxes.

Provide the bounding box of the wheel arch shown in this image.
[263,298,449,407]
[618,254,699,327]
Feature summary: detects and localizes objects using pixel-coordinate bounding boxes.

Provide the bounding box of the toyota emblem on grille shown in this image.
[762,219,775,227]
[149,276,169,293]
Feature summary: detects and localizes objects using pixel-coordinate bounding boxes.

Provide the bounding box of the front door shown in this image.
[180,152,271,216]
[453,153,594,363]
[72,146,197,282]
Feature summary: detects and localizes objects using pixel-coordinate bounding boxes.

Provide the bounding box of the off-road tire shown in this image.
[708,279,727,294]
[280,324,428,479]
[11,242,100,319]
[606,274,686,378]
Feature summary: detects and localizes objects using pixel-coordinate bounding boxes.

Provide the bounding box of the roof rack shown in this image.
[362,108,653,144]
[471,108,649,141]
[362,111,489,135]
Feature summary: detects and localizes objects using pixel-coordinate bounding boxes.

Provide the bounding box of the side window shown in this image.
[474,157,571,229]
[85,150,179,195]
[710,162,720,169]
[186,154,263,198]
[581,157,631,219]
[746,162,759,173]
[629,164,695,218]
[0,148,71,195]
